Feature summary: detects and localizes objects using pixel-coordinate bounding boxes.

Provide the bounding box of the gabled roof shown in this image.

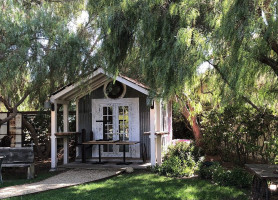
[50,68,149,102]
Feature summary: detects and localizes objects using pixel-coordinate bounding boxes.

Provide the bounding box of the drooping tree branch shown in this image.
[207,60,261,112]
[270,41,278,56]
[259,55,278,76]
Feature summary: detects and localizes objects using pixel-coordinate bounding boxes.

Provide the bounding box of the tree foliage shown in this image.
[0,0,94,116]
[86,0,278,150]
[88,0,278,108]
[0,0,96,157]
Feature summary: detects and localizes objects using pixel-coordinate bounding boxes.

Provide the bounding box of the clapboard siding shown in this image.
[78,85,150,159]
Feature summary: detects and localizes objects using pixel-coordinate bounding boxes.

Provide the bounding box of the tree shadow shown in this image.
[11,172,249,200]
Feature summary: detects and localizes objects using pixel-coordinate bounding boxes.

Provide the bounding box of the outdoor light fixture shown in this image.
[44,100,51,110]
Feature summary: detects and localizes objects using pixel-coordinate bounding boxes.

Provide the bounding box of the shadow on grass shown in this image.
[9,171,249,200]
[0,170,60,189]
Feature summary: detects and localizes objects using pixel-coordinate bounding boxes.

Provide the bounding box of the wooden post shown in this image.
[51,102,58,170]
[63,103,69,164]
[75,99,80,158]
[81,129,86,163]
[150,104,156,166]
[156,100,162,165]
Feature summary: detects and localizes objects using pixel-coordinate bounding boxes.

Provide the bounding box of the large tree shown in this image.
[87,0,278,144]
[0,0,96,157]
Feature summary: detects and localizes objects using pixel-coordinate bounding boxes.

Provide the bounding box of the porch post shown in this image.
[156,100,162,165]
[75,99,80,158]
[150,103,157,166]
[51,102,58,170]
[63,103,69,164]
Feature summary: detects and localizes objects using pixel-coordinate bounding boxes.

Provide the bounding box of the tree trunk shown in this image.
[0,94,45,159]
[176,95,202,146]
[22,117,43,159]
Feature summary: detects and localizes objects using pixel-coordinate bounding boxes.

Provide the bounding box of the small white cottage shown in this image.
[49,68,172,170]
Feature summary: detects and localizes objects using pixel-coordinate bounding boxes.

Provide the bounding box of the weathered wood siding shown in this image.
[78,85,150,159]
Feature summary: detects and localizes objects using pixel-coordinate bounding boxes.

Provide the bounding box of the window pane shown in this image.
[103,107,107,115]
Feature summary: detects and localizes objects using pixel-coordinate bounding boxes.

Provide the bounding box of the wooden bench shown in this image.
[0,147,35,180]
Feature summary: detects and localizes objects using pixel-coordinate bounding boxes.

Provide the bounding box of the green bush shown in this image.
[228,168,252,188]
[199,162,252,188]
[153,142,204,177]
[201,106,278,164]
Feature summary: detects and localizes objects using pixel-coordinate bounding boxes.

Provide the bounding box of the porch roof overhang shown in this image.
[50,68,149,103]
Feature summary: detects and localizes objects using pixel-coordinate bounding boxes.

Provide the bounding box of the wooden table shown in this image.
[114,141,140,165]
[245,164,278,200]
[55,132,81,137]
[82,140,115,164]
[82,140,140,165]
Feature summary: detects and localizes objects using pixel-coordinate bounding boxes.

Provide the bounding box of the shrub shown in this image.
[201,106,278,164]
[199,162,252,188]
[153,142,204,177]
[228,167,252,188]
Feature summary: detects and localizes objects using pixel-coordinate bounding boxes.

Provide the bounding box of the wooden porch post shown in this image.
[150,102,157,166]
[51,102,58,170]
[75,99,80,158]
[156,100,162,165]
[63,103,69,164]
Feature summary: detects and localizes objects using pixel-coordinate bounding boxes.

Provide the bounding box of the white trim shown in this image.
[75,100,80,158]
[50,68,149,102]
[74,78,111,100]
[54,100,69,105]
[50,68,104,102]
[51,102,58,169]
[155,100,161,132]
[149,107,156,166]
[92,98,140,158]
[115,76,149,95]
[63,104,69,164]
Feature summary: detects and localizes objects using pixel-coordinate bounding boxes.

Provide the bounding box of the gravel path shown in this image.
[0,169,122,199]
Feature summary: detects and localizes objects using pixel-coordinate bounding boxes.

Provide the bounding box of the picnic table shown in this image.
[245,164,278,200]
[82,140,140,165]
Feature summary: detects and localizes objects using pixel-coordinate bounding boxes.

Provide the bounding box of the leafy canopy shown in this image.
[88,0,278,111]
[0,0,93,110]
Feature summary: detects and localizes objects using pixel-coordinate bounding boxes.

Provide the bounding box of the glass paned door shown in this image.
[92,98,140,158]
[118,106,129,152]
[103,106,113,152]
[101,104,130,156]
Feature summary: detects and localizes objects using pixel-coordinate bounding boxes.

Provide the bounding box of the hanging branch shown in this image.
[0,92,30,126]
[207,60,261,112]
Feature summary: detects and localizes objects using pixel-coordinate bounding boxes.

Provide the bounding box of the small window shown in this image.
[104,81,126,99]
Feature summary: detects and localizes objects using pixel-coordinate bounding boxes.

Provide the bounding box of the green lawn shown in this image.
[0,170,59,189]
[7,171,250,200]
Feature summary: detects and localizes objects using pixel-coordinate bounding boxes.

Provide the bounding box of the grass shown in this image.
[0,168,59,188]
[6,171,249,200]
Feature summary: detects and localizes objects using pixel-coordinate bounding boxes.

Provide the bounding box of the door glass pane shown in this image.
[103,106,113,152]
[119,106,129,152]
